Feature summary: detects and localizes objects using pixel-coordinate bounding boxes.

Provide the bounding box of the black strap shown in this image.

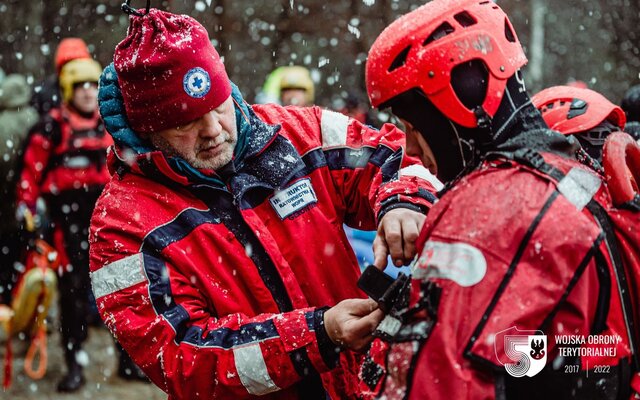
[463,190,559,369]
[28,116,63,185]
[587,201,640,371]
[537,236,604,333]
[48,149,107,169]
[620,194,640,212]
[511,148,566,182]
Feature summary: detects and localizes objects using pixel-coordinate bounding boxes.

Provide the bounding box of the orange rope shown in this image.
[3,319,13,389]
[24,326,47,380]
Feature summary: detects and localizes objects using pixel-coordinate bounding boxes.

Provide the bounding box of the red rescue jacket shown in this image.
[16,104,112,208]
[364,132,638,400]
[89,104,437,399]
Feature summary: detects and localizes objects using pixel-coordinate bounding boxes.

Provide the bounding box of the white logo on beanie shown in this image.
[183,67,211,98]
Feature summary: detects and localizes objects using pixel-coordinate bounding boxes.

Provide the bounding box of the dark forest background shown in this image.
[1,0,638,109]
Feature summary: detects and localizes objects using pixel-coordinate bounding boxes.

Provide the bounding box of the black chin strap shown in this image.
[473,106,492,130]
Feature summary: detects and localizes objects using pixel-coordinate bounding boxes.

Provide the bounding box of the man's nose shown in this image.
[198,111,223,138]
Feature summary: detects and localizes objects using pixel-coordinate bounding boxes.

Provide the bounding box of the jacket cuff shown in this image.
[377,201,428,224]
[312,307,342,370]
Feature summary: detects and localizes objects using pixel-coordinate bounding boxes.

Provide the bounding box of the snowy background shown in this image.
[0,0,638,398]
[0,0,638,110]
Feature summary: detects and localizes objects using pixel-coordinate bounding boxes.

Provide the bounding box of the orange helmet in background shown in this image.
[54,38,91,75]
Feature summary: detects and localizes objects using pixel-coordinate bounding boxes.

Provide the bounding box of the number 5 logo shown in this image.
[494,327,547,378]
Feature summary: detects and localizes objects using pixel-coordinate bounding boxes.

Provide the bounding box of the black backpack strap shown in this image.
[511,148,566,182]
[37,113,63,147]
[620,194,640,212]
[13,115,62,190]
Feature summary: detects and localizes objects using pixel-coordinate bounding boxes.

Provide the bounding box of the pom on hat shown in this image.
[55,38,91,75]
[114,9,231,134]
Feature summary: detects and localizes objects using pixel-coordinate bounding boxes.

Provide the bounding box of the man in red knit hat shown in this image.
[90,6,439,399]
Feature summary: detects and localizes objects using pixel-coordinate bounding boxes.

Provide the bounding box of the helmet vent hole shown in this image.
[454,11,477,27]
[504,18,516,42]
[423,22,455,46]
[388,45,411,72]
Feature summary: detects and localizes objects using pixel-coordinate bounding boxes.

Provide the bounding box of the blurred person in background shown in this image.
[256,65,315,107]
[30,38,92,117]
[533,85,626,164]
[278,65,315,106]
[16,56,143,391]
[334,91,377,127]
[0,73,38,305]
[621,84,640,139]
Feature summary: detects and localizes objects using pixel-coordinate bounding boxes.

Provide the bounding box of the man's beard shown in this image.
[149,134,235,171]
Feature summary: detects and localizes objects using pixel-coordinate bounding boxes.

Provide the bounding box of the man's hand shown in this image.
[323,298,384,352]
[373,208,426,269]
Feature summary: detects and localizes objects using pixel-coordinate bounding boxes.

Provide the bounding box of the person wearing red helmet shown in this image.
[362,0,639,399]
[532,85,626,163]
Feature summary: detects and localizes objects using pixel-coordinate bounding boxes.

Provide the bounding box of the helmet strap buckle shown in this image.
[473,106,492,130]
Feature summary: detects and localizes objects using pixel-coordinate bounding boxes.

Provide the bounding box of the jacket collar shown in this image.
[490,103,581,160]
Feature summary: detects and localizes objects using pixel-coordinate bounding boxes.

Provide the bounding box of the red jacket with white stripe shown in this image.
[89,103,437,399]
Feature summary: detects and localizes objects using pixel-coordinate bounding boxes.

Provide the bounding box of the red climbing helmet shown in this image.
[366,0,527,128]
[532,85,626,135]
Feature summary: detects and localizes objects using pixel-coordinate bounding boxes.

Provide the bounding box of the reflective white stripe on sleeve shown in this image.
[412,241,486,287]
[234,344,280,395]
[557,167,601,211]
[321,109,350,148]
[400,165,444,191]
[91,253,147,299]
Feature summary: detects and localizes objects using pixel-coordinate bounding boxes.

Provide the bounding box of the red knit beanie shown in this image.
[114,9,231,133]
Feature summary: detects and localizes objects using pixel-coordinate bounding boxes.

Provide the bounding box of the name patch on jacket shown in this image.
[270,179,317,219]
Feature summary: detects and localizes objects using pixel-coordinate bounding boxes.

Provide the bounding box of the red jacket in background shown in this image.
[17,104,112,209]
[89,104,437,399]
